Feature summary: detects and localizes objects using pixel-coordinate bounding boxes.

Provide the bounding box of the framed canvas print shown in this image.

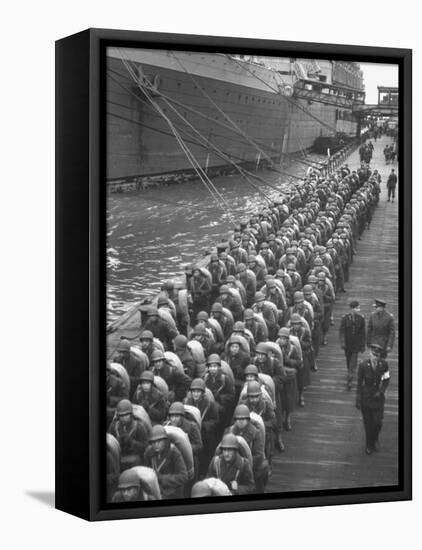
[55,28,412,521]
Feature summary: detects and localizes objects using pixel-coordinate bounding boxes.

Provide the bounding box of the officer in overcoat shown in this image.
[366,298,395,355]
[356,344,390,454]
[339,300,366,390]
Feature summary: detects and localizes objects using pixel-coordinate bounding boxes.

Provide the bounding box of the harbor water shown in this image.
[106,156,324,321]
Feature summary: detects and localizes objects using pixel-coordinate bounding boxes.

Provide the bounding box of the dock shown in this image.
[268,135,399,492]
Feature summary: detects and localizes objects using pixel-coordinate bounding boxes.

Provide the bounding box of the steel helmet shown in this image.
[255,342,268,355]
[244,364,259,377]
[220,433,239,450]
[196,311,209,321]
[149,425,168,442]
[219,285,230,295]
[206,354,221,366]
[117,339,131,353]
[247,381,262,397]
[139,330,153,341]
[190,378,206,392]
[254,291,265,302]
[226,275,236,283]
[228,335,243,346]
[147,307,159,317]
[278,327,290,338]
[192,323,207,336]
[266,279,276,288]
[248,256,257,264]
[117,469,140,490]
[290,313,302,324]
[151,349,165,362]
[139,370,154,383]
[173,334,188,349]
[157,294,168,307]
[116,399,132,417]
[287,263,296,271]
[294,291,304,303]
[233,321,245,332]
[191,480,213,497]
[168,402,185,416]
[303,284,313,293]
[163,279,175,291]
[234,404,251,420]
[244,309,255,320]
[308,275,318,283]
[237,263,246,272]
[210,252,219,262]
[211,302,223,313]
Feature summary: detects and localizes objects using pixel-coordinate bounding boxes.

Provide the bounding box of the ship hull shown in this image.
[106,49,358,183]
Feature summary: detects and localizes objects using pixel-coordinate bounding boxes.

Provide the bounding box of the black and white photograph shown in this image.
[105,46,402,504]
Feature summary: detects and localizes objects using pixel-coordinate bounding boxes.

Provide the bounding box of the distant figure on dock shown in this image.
[339,300,366,390]
[387,169,397,202]
[356,344,390,455]
[366,299,395,356]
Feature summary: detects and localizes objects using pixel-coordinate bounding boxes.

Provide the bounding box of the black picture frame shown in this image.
[55,28,412,521]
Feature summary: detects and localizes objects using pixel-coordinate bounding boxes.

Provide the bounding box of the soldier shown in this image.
[108,399,149,471]
[207,433,254,495]
[206,252,227,302]
[150,349,191,403]
[204,354,235,429]
[226,404,269,493]
[252,291,278,341]
[289,313,312,407]
[339,300,366,390]
[366,298,395,355]
[185,378,219,474]
[356,344,390,454]
[132,370,168,424]
[138,330,157,364]
[189,266,212,320]
[113,339,145,396]
[223,335,251,396]
[144,425,189,499]
[143,308,178,351]
[106,362,129,428]
[111,469,155,502]
[166,401,203,478]
[240,381,276,465]
[277,327,300,430]
[244,308,268,344]
[173,334,197,378]
[237,262,257,308]
[210,302,234,342]
[387,169,397,202]
[215,285,244,322]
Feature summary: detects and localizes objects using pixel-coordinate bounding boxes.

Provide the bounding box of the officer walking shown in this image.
[386,169,397,202]
[366,299,395,355]
[339,300,366,390]
[356,344,390,454]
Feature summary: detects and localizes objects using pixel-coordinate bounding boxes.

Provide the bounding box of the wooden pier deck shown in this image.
[268,135,399,492]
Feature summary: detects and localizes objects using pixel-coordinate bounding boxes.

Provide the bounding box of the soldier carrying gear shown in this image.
[222,335,251,396]
[207,433,254,495]
[108,399,150,472]
[167,401,203,476]
[150,349,192,403]
[205,354,235,431]
[132,370,168,425]
[144,425,189,499]
[114,338,145,396]
[111,469,152,503]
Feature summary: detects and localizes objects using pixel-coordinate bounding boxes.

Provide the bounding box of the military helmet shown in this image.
[244,364,259,378]
[228,335,243,346]
[247,380,262,397]
[287,263,296,271]
[290,313,302,324]
[116,399,132,417]
[147,307,159,317]
[303,284,313,293]
[234,404,251,420]
[117,339,131,353]
[233,321,245,333]
[168,402,185,416]
[190,378,206,392]
[192,323,207,336]
[163,279,175,291]
[308,275,318,283]
[211,302,223,313]
[219,285,230,295]
[117,469,140,490]
[237,263,246,273]
[149,425,168,442]
[151,349,165,362]
[254,291,265,302]
[294,291,304,303]
[139,330,153,341]
[173,334,188,349]
[196,311,209,322]
[244,308,255,320]
[226,275,236,283]
[278,327,290,338]
[140,370,154,383]
[220,433,239,450]
[206,354,221,366]
[255,342,268,355]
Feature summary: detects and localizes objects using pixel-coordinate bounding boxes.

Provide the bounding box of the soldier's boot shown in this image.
[298,392,305,407]
[284,414,292,431]
[275,430,285,452]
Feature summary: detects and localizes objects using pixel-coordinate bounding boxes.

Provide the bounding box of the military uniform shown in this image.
[207,453,254,495]
[144,440,188,499]
[356,355,390,453]
[339,309,366,387]
[367,308,395,353]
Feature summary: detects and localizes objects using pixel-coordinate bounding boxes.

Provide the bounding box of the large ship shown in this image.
[106,48,365,184]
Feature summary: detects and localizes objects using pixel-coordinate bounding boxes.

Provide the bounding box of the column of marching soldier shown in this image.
[106,158,396,502]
